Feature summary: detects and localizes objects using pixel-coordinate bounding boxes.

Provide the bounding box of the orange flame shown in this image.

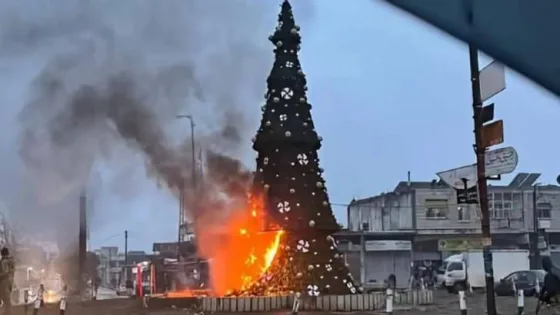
[196,194,283,295]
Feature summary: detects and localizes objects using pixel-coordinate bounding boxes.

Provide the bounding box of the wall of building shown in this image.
[414,186,480,231]
[348,193,413,232]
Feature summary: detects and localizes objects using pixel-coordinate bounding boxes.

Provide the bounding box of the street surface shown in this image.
[0,290,545,314]
[97,286,130,300]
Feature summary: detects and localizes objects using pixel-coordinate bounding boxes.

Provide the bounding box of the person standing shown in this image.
[32,284,44,315]
[59,285,68,315]
[0,247,15,315]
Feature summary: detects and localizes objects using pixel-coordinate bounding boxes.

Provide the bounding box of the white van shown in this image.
[436,254,464,287]
[438,250,530,292]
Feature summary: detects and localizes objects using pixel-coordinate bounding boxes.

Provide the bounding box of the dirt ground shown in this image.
[0,291,547,315]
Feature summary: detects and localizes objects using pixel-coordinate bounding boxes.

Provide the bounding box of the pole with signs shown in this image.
[470,43,503,315]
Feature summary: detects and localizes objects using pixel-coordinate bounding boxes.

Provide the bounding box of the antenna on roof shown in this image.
[407,171,411,186]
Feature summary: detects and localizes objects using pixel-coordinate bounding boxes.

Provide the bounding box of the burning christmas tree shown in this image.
[249,0,359,296]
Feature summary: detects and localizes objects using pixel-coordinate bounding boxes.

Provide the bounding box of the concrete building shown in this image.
[94,246,149,287]
[340,172,560,288]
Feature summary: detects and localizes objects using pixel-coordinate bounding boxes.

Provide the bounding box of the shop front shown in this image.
[363,240,412,289]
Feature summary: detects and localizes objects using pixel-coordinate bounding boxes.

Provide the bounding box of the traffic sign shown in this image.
[437,146,518,187]
[481,120,504,148]
[480,61,506,102]
[481,103,495,123]
[457,185,479,204]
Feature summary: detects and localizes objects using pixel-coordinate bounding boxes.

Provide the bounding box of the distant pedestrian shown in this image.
[33,284,45,315]
[0,247,15,315]
[59,285,68,315]
[24,288,29,314]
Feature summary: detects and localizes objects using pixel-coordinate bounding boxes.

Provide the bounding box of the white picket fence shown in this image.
[145,289,433,312]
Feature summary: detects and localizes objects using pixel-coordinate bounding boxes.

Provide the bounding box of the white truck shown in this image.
[439,249,530,292]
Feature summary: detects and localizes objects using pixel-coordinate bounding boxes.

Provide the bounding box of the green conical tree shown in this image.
[250,0,358,296]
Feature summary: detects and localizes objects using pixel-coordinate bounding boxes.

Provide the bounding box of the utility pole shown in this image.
[176,114,196,262]
[532,185,540,269]
[78,189,87,296]
[124,230,128,281]
[469,43,497,315]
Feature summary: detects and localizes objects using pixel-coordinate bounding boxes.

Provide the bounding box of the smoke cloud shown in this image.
[0,0,316,254]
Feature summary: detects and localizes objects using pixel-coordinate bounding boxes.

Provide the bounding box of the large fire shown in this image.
[196,195,283,296]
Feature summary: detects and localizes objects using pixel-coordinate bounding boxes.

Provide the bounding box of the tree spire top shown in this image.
[269,0,300,49]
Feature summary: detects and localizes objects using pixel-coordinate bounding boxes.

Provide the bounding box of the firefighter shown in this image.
[0,247,15,315]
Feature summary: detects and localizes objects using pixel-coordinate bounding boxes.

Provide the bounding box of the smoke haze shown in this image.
[0,0,314,253]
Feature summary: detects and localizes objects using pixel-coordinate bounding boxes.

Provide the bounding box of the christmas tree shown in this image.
[250,0,358,296]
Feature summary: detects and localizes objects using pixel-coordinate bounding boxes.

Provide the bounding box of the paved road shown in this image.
[423,290,539,315]
[96,286,129,300]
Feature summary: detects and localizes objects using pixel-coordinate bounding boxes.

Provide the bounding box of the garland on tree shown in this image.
[248,0,360,296]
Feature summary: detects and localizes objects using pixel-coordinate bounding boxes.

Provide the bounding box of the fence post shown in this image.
[386,288,394,315]
[517,288,524,315]
[291,292,301,315]
[459,290,467,315]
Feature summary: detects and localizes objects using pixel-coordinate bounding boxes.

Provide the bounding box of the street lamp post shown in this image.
[176,114,196,261]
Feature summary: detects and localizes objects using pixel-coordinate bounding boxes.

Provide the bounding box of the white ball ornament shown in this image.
[264,184,270,190]
[322,201,328,206]
[309,220,315,227]
[273,97,280,103]
[291,28,298,34]
[276,40,283,47]
[290,188,295,194]
[308,265,314,271]
[296,272,303,278]
[285,131,291,137]
[266,121,271,126]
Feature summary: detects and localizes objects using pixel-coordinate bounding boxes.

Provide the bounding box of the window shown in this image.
[457,207,471,221]
[503,272,518,283]
[513,192,523,211]
[425,199,448,219]
[490,192,513,219]
[537,202,552,219]
[448,262,463,271]
[361,222,370,231]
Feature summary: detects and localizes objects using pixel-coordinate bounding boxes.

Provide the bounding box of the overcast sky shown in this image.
[0,0,558,253]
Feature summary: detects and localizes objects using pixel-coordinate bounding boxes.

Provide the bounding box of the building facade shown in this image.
[341,172,560,288]
[94,246,149,287]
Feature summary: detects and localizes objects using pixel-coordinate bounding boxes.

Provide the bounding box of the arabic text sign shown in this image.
[438,239,484,251]
[485,146,518,176]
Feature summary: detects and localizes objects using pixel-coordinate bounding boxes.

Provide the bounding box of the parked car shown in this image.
[116,285,129,296]
[494,269,545,296]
